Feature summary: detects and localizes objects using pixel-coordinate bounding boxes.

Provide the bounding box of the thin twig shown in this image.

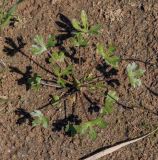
[41,80,61,88]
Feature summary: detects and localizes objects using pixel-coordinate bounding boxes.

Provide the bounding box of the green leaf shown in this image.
[31,110,49,128]
[96,43,105,56]
[61,65,73,77]
[57,78,66,87]
[70,33,88,47]
[49,51,65,63]
[89,24,101,35]
[52,64,61,77]
[75,118,107,140]
[97,43,120,68]
[28,73,41,90]
[51,95,60,105]
[31,35,47,55]
[89,128,97,140]
[100,90,118,115]
[46,34,57,49]
[81,10,88,30]
[72,19,82,32]
[127,62,145,88]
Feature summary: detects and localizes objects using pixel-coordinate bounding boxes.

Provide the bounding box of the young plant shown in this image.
[72,10,101,35]
[31,35,57,55]
[97,43,120,68]
[31,110,49,128]
[18,9,147,141]
[100,90,119,115]
[127,62,145,88]
[0,0,23,33]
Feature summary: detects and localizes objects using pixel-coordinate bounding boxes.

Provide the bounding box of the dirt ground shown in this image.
[0,0,158,160]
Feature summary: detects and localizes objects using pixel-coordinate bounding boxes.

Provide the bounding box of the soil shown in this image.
[0,0,158,160]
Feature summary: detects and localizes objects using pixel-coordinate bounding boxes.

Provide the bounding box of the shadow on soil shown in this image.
[96,62,120,87]
[15,108,33,125]
[3,36,26,56]
[52,99,81,136]
[83,93,100,115]
[55,13,75,45]
[9,66,32,90]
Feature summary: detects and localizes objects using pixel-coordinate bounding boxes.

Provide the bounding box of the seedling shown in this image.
[13,10,147,140]
[31,110,49,128]
[0,0,23,33]
[127,62,145,88]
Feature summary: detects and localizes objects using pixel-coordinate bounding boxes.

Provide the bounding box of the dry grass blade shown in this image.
[82,128,158,160]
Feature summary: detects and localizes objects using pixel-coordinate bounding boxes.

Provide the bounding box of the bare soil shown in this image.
[0,0,158,160]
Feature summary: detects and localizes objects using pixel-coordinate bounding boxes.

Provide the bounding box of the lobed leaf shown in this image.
[49,51,65,63]
[70,33,88,47]
[28,73,41,90]
[31,110,49,128]
[46,34,57,49]
[89,24,101,35]
[31,35,47,55]
[100,90,118,115]
[97,43,120,68]
[75,118,107,140]
[127,62,145,88]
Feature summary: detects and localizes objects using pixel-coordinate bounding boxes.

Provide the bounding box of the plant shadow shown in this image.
[55,13,75,45]
[9,66,32,90]
[3,36,26,56]
[15,108,33,125]
[96,62,120,87]
[83,93,100,115]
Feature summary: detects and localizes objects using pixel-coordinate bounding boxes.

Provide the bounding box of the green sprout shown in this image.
[0,0,23,33]
[127,62,145,88]
[75,118,107,140]
[31,110,49,128]
[72,10,101,35]
[28,73,41,90]
[31,35,57,55]
[100,90,119,115]
[97,43,120,68]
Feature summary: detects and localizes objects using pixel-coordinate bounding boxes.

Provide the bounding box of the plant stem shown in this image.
[41,80,61,88]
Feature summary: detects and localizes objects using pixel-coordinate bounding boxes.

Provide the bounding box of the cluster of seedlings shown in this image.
[0,1,145,140]
[26,10,145,140]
